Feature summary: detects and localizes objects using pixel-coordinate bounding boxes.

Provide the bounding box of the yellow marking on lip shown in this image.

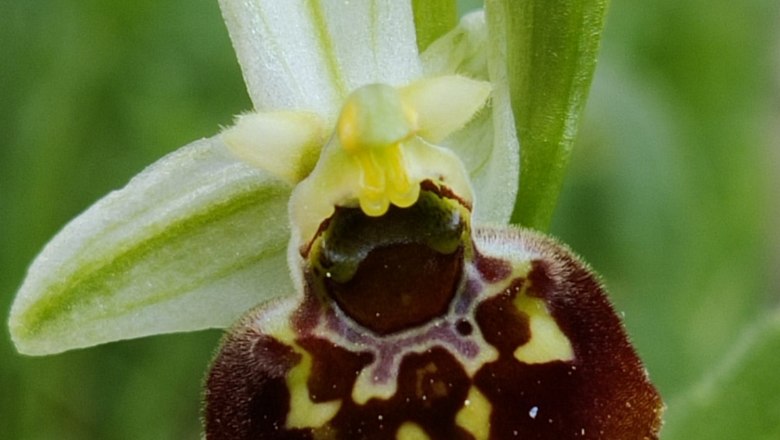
[513,294,574,364]
[455,386,492,440]
[352,366,398,405]
[285,348,342,429]
[258,310,342,430]
[396,421,430,440]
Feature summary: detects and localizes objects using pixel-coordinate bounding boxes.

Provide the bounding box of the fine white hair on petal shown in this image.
[316,0,422,90]
[222,111,325,184]
[220,0,340,117]
[474,225,600,287]
[219,0,422,122]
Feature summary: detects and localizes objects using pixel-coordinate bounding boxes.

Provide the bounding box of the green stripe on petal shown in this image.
[313,0,422,94]
[219,0,421,122]
[421,12,520,225]
[219,0,342,117]
[9,137,292,355]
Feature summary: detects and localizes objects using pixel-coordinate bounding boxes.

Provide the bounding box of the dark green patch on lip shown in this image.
[314,190,468,283]
[309,189,471,334]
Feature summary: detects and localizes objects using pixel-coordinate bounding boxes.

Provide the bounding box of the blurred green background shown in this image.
[1,0,777,438]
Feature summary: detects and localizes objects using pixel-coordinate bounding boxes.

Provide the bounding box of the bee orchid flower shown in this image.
[9,1,663,438]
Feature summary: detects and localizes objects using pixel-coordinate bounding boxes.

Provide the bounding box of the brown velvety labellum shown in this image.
[205,329,305,440]
[204,227,664,440]
[297,337,374,402]
[322,347,474,439]
[474,278,531,353]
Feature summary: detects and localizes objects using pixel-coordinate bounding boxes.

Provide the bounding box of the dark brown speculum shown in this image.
[204,188,664,439]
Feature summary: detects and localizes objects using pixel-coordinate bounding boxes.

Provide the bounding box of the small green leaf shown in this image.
[411,0,457,52]
[662,310,780,439]
[486,0,609,230]
[9,137,292,355]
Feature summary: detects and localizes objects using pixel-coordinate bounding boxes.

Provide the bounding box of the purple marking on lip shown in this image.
[320,312,482,385]
[368,322,481,384]
[309,266,489,387]
[455,275,481,315]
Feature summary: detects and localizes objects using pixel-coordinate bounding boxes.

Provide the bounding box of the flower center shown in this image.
[288,83,475,255]
[336,84,420,217]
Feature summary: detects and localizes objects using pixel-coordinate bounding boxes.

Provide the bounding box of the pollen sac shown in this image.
[204,212,664,438]
[287,83,474,252]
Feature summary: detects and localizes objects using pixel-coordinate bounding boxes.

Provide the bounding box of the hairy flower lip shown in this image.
[205,226,664,439]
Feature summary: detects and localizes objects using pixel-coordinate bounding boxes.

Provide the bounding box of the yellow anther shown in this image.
[336,84,421,216]
[384,144,419,208]
[355,151,385,192]
[352,151,388,216]
[359,186,390,217]
[337,97,362,153]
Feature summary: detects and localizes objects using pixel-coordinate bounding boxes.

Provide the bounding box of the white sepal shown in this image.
[401,75,492,143]
[222,111,325,184]
[10,136,293,355]
[219,0,422,122]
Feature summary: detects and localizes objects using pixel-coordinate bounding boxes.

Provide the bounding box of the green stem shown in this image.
[412,0,458,52]
[491,0,609,230]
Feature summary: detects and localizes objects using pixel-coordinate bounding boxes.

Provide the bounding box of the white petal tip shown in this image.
[222,111,326,184]
[402,75,492,143]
